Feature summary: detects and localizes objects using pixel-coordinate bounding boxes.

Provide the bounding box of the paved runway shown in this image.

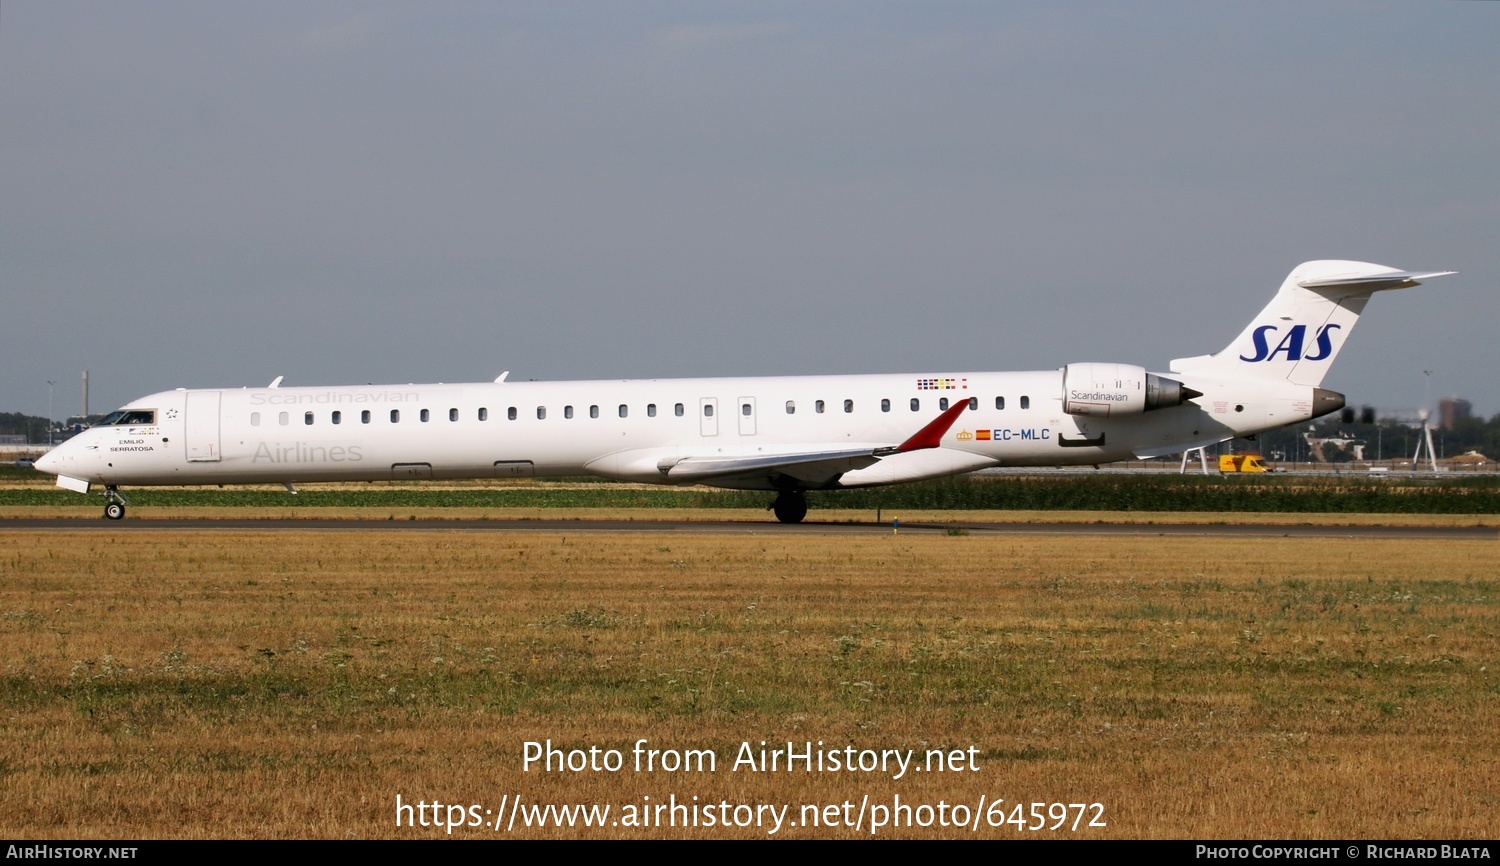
[0,517,1493,540]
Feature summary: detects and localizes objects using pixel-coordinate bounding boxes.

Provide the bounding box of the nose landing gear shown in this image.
[102,486,129,520]
[769,490,808,524]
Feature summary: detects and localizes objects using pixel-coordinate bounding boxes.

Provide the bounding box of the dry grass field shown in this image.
[1,528,1495,839]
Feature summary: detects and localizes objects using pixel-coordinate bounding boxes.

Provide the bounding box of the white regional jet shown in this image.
[35,260,1453,523]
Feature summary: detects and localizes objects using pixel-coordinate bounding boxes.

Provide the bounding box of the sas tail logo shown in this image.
[1240,324,1341,363]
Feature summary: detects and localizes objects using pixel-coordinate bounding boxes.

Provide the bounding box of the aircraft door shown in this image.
[737,396,756,436]
[184,391,222,462]
[699,398,719,437]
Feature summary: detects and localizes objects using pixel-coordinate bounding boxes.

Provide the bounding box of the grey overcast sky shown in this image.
[3,2,1496,420]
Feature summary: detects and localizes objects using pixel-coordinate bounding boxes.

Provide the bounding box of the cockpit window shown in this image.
[96,409,156,426]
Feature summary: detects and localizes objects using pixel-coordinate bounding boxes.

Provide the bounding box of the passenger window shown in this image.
[996,396,1005,410]
[881,399,890,413]
[450,408,458,422]
[704,404,714,417]
[421,409,430,422]
[304,411,314,426]
[786,401,795,414]
[278,412,289,426]
[565,405,574,419]
[332,411,341,425]
[619,404,628,418]
[362,410,371,424]
[391,409,400,423]
[1021,396,1030,409]
[939,398,949,411]
[478,408,488,421]
[843,399,853,413]
[742,403,751,416]
[251,412,261,427]
[590,405,599,419]
[508,407,517,421]
[647,403,657,417]
[969,397,978,410]
[537,407,546,420]
[910,398,919,412]
[816,400,825,414]
[675,403,685,417]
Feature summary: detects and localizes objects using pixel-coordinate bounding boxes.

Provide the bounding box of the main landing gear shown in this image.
[770,490,808,524]
[102,486,129,521]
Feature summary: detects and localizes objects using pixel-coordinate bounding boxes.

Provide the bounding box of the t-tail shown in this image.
[1170,260,1456,390]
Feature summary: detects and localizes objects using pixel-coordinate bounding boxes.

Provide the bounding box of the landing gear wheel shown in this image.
[771,491,808,524]
[102,486,129,520]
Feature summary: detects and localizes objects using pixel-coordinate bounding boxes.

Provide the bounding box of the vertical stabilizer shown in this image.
[1169,261,1454,387]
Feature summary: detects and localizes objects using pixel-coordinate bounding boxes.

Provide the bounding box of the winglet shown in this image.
[882,399,971,455]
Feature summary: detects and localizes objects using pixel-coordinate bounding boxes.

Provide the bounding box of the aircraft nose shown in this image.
[32,449,61,475]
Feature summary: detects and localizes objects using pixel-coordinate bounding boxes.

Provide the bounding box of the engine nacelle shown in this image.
[1061,363,1197,417]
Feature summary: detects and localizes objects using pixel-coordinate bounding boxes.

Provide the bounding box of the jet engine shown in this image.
[1061,363,1199,417]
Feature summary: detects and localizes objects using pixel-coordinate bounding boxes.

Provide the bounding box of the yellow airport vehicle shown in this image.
[1219,453,1271,473]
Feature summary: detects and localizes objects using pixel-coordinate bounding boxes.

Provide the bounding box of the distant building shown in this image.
[1439,397,1473,430]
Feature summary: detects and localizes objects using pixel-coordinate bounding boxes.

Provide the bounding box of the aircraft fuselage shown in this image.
[38,368,1314,490]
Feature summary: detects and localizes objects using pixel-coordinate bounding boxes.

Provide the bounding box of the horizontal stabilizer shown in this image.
[1298,270,1456,292]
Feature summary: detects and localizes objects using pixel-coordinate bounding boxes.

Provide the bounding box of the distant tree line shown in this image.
[1246,410,1500,464]
[0,412,52,442]
[0,412,106,443]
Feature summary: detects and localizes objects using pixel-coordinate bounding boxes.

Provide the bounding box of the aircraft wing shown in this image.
[658,448,883,485]
[654,399,973,487]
